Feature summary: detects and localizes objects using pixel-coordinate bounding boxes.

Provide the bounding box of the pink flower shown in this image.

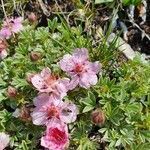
[0,17,23,39]
[31,93,78,125]
[31,67,69,100]
[41,119,69,150]
[0,38,8,59]
[0,132,10,150]
[59,48,101,90]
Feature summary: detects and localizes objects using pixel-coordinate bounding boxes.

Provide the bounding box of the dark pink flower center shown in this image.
[49,128,67,145]
[74,64,83,73]
[44,75,58,86]
[47,106,59,119]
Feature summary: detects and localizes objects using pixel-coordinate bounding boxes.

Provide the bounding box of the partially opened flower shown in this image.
[59,48,101,90]
[41,119,69,150]
[31,67,69,100]
[31,93,78,125]
[0,38,8,59]
[0,17,23,39]
[0,132,10,150]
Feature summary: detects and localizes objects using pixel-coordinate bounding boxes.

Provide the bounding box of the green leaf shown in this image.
[122,0,142,6]
[82,105,94,113]
[21,140,29,150]
[0,93,6,102]
[95,0,113,4]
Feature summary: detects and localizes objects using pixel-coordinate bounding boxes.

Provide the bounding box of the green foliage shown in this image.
[122,0,142,6]
[0,15,150,150]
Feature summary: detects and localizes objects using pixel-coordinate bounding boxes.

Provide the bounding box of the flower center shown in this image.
[47,106,59,119]
[74,64,83,73]
[50,128,67,145]
[44,75,57,86]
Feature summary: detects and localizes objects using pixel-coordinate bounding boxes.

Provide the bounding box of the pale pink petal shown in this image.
[12,23,23,33]
[31,110,47,125]
[68,76,79,90]
[59,54,75,72]
[0,132,10,150]
[73,48,89,63]
[86,61,101,74]
[0,49,7,59]
[11,17,23,33]
[13,17,23,23]
[33,93,50,107]
[59,78,70,91]
[0,28,11,39]
[60,103,78,123]
[40,67,51,78]
[79,73,98,88]
[31,74,45,92]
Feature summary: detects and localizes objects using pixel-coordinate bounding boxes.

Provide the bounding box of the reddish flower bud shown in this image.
[30,51,41,61]
[19,106,31,122]
[26,73,36,84]
[91,109,105,126]
[28,12,37,23]
[7,86,17,98]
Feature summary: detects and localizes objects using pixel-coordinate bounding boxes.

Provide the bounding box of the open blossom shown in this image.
[0,132,10,150]
[41,119,69,150]
[0,38,7,59]
[0,17,23,39]
[31,67,69,100]
[59,48,101,90]
[31,93,78,125]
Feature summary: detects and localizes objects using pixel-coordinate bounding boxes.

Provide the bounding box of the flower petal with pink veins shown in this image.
[60,103,78,123]
[79,73,98,89]
[73,48,89,63]
[31,110,48,125]
[33,93,50,107]
[0,28,12,39]
[59,54,75,72]
[68,76,79,90]
[40,67,51,78]
[86,61,101,74]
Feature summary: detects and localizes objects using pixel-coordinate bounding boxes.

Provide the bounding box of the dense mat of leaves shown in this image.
[0,17,150,150]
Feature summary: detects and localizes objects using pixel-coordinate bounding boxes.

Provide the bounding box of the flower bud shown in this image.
[28,12,37,23]
[30,51,41,61]
[91,109,105,126]
[7,86,17,98]
[26,73,35,84]
[19,106,31,122]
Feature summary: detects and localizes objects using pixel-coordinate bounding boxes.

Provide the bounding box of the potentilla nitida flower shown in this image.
[0,38,8,60]
[0,132,10,150]
[31,67,69,100]
[41,119,69,150]
[0,17,23,39]
[31,93,78,125]
[59,48,101,90]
